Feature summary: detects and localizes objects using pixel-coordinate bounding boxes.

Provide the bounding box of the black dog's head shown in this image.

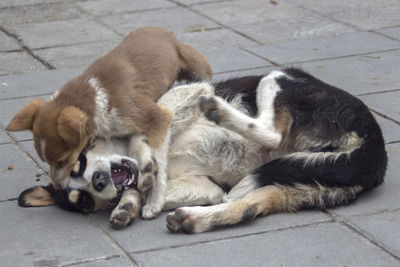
[18,151,137,213]
[18,184,98,213]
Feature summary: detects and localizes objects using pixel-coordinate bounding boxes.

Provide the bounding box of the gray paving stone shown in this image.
[333,144,400,216]
[232,14,355,45]
[0,144,44,201]
[192,0,308,26]
[175,0,231,5]
[0,67,84,99]
[0,51,47,75]
[34,40,122,69]
[290,0,400,30]
[360,91,400,122]
[19,140,49,172]
[91,209,330,253]
[373,114,400,143]
[204,47,269,73]
[99,7,219,36]
[214,66,274,81]
[0,2,85,27]
[245,31,400,64]
[377,26,400,41]
[0,31,21,52]
[0,132,10,144]
[77,0,176,16]
[289,0,399,13]
[10,19,121,49]
[175,28,258,53]
[69,256,131,267]
[0,0,66,9]
[0,202,121,266]
[132,223,399,266]
[347,209,400,257]
[298,50,400,95]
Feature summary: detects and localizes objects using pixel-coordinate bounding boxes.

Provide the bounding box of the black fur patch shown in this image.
[242,205,257,222]
[52,187,95,213]
[214,75,263,117]
[245,68,387,191]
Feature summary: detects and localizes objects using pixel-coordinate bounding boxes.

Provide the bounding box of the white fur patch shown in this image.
[256,70,285,120]
[89,77,130,137]
[224,174,258,202]
[285,131,364,168]
[39,139,47,162]
[203,78,283,149]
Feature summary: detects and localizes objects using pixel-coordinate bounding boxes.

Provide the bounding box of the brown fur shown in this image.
[273,105,292,149]
[6,27,212,186]
[18,187,55,207]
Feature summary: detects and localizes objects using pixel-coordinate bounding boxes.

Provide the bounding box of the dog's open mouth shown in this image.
[111,160,138,192]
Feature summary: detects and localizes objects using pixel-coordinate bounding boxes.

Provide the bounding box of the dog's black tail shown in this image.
[227,140,386,211]
[242,135,388,209]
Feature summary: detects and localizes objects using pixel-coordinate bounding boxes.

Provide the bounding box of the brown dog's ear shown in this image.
[57,106,88,146]
[6,99,45,131]
[18,185,55,207]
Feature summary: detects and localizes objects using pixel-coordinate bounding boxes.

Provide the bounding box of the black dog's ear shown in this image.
[18,184,55,207]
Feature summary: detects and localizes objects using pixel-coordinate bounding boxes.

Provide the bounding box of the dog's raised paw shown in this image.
[110,202,138,230]
[199,96,221,124]
[138,157,158,193]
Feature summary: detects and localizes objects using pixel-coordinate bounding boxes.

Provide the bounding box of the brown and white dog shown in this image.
[6,27,212,193]
[19,68,387,232]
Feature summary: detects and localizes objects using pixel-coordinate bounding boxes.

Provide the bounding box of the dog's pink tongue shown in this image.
[112,171,128,185]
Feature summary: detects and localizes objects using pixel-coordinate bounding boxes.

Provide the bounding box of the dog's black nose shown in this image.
[92,171,109,191]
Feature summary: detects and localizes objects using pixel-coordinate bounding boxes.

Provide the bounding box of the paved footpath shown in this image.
[1,0,400,266]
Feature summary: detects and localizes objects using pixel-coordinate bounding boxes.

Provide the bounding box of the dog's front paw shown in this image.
[199,96,224,124]
[110,202,139,230]
[138,156,158,193]
[141,204,161,220]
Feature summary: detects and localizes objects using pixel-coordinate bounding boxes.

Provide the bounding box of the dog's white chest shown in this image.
[90,78,131,138]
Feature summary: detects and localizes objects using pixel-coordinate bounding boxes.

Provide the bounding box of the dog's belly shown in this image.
[168,122,264,187]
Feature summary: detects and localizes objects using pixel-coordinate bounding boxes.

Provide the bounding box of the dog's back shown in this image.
[219,68,387,214]
[254,68,386,190]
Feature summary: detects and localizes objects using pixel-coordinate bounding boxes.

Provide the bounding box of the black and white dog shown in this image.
[19,68,387,233]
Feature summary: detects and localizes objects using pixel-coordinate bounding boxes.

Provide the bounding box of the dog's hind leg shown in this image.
[199,71,287,149]
[166,185,286,233]
[110,189,141,229]
[167,184,363,233]
[163,175,225,211]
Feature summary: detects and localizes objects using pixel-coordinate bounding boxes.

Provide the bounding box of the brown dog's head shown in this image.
[6,99,91,187]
